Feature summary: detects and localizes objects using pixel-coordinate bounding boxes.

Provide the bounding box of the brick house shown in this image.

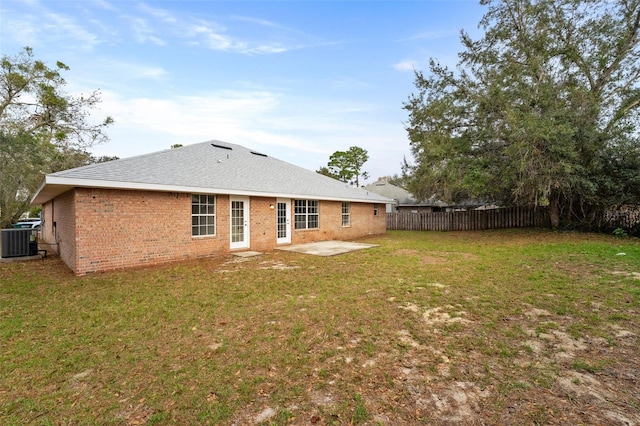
[31,141,391,275]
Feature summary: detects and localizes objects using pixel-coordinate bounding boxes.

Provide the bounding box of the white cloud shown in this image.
[2,0,322,56]
[99,89,280,140]
[191,25,244,51]
[230,14,318,41]
[185,22,289,55]
[101,59,167,80]
[138,3,178,24]
[231,15,286,30]
[60,59,167,96]
[93,0,119,13]
[130,17,165,46]
[0,1,99,50]
[393,60,417,72]
[120,5,316,55]
[1,13,40,47]
[94,88,409,179]
[250,44,288,54]
[46,12,100,47]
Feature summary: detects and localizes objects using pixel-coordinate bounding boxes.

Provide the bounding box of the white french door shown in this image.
[230,197,250,249]
[276,198,291,245]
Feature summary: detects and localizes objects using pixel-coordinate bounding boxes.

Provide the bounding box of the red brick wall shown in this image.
[72,189,231,275]
[47,189,386,275]
[249,197,278,251]
[291,200,386,244]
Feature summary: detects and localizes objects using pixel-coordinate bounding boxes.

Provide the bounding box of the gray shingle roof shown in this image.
[363,180,446,207]
[363,181,415,205]
[32,140,392,205]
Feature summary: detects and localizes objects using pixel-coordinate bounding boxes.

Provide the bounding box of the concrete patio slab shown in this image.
[276,241,378,256]
[232,251,262,258]
[0,254,45,264]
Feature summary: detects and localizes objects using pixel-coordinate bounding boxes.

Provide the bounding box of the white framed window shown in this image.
[192,194,216,236]
[342,202,350,227]
[294,199,319,230]
[373,203,379,216]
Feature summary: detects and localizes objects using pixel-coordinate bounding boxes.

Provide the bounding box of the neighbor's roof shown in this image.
[363,180,446,207]
[31,141,393,205]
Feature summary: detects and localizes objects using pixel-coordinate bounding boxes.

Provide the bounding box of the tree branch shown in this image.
[593,5,640,94]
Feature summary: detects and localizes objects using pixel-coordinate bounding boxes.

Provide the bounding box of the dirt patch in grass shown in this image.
[1,230,639,425]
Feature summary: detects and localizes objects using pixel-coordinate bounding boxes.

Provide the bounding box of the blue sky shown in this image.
[1,0,485,181]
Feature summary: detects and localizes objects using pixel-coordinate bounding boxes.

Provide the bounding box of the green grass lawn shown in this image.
[1,229,639,425]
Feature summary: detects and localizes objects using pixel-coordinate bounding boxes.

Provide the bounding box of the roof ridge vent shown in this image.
[250,151,267,157]
[211,143,232,150]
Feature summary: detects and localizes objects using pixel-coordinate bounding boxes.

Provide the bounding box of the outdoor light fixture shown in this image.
[269,204,275,209]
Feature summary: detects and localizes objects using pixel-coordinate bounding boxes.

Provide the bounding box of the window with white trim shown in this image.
[294,199,319,230]
[374,204,379,216]
[192,194,216,236]
[342,202,350,227]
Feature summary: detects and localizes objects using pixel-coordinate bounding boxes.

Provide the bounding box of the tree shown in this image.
[404,0,640,229]
[385,156,413,188]
[317,146,370,187]
[386,174,407,189]
[0,47,113,227]
[316,166,341,180]
[0,131,46,227]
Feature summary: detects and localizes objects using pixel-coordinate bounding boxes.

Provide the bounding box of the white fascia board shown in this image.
[44,176,226,194]
[36,176,393,204]
[30,179,48,204]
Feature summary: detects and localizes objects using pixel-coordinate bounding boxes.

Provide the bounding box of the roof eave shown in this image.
[31,176,394,205]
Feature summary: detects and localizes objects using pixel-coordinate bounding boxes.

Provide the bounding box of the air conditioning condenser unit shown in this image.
[1,228,38,258]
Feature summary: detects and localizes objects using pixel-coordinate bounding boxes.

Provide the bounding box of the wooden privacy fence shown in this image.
[386,206,548,231]
[603,208,640,232]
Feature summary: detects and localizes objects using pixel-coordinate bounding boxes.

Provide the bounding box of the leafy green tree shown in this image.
[0,131,46,227]
[0,47,113,227]
[318,146,370,187]
[404,0,640,229]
